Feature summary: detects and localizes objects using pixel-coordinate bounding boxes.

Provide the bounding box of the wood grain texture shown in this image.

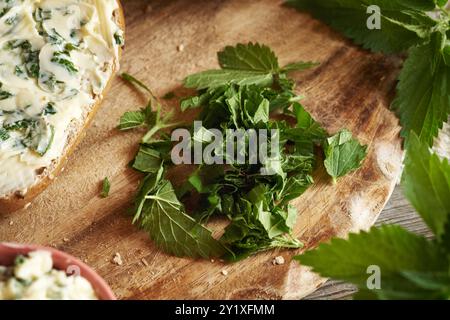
[0,0,404,299]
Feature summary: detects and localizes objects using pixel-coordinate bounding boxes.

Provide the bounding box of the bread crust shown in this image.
[0,1,125,214]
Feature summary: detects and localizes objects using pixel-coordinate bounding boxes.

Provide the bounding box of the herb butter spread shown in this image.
[0,0,123,197]
[0,250,98,300]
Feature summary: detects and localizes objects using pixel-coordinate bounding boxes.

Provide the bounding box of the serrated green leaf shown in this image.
[218,42,279,72]
[184,69,273,90]
[253,98,270,123]
[324,129,367,182]
[282,103,327,155]
[118,110,146,130]
[295,225,448,297]
[181,92,210,111]
[136,178,226,258]
[133,146,163,173]
[383,10,438,38]
[402,133,450,239]
[121,43,367,261]
[286,0,435,54]
[393,33,450,146]
[184,43,318,91]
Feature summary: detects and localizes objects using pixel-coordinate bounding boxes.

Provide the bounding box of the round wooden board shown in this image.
[0,0,403,299]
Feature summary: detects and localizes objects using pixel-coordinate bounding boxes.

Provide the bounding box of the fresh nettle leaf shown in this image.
[287,0,450,146]
[142,104,180,144]
[402,133,450,240]
[218,43,280,72]
[118,109,147,130]
[220,186,303,261]
[133,166,227,258]
[132,145,164,173]
[120,43,366,261]
[295,225,449,299]
[286,0,437,54]
[184,42,319,90]
[101,177,111,198]
[283,102,328,155]
[393,33,450,146]
[323,129,368,183]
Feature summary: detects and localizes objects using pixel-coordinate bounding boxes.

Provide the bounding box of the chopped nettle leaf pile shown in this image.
[296,134,450,299]
[287,0,450,147]
[119,43,367,261]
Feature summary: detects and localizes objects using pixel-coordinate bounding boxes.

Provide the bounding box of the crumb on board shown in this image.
[210,259,215,263]
[112,252,123,266]
[9,221,13,226]
[177,44,185,52]
[141,258,149,267]
[24,203,31,210]
[272,256,285,266]
[221,270,228,276]
[63,237,69,242]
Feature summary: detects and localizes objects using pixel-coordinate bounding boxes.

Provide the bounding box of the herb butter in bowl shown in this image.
[0,243,115,300]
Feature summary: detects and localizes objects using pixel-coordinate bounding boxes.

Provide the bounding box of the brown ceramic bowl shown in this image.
[0,242,116,300]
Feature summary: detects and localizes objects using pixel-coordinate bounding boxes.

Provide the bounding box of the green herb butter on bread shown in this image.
[0,0,124,213]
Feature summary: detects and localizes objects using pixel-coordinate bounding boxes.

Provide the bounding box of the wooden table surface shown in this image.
[0,0,418,300]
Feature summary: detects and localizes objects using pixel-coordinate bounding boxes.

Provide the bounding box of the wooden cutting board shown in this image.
[0,0,404,299]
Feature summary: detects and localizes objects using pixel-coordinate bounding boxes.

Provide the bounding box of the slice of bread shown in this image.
[0,1,125,213]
